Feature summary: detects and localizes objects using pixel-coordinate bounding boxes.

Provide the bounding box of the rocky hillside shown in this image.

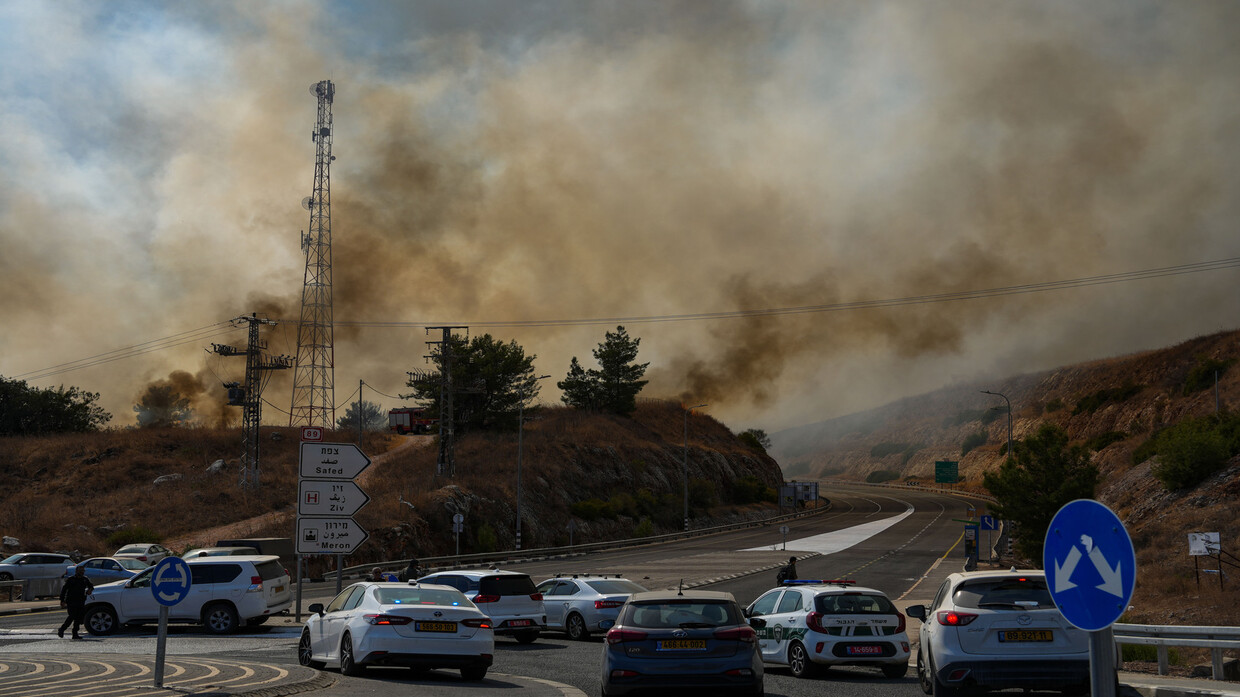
[771,329,1240,626]
[0,401,783,567]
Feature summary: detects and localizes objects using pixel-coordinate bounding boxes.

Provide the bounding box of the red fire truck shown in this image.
[387,407,438,435]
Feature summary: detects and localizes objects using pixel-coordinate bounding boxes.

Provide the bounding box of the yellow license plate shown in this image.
[416,621,457,633]
[274,585,284,593]
[657,639,707,651]
[999,630,1052,642]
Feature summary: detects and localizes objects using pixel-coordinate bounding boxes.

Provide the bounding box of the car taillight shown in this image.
[472,594,500,603]
[606,627,649,645]
[462,618,493,629]
[247,575,264,592]
[713,626,757,644]
[896,610,906,634]
[530,593,543,601]
[806,611,826,633]
[364,614,413,625]
[936,611,978,626]
[137,556,148,562]
[595,600,624,609]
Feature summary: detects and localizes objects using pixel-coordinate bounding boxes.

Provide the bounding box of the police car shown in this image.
[744,580,910,679]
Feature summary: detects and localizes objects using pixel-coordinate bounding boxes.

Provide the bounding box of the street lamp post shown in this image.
[516,374,551,551]
[684,403,707,532]
[980,390,1013,459]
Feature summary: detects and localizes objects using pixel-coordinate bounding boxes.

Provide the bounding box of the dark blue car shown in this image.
[601,589,765,696]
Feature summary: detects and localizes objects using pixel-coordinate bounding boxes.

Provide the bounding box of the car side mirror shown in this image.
[905,605,926,621]
[748,617,767,629]
[309,603,325,616]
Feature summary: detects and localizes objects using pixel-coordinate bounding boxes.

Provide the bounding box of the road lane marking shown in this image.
[744,504,915,554]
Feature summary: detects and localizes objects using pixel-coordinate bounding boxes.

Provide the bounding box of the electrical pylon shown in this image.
[290,79,337,428]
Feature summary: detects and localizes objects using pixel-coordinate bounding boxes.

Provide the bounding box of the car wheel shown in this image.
[202,603,239,635]
[85,605,118,636]
[298,629,325,669]
[461,665,487,681]
[340,633,365,676]
[0,572,12,581]
[514,629,540,644]
[566,613,589,641]
[788,640,817,678]
[883,661,909,679]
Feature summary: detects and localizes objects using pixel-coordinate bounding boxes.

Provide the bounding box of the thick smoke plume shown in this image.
[2,1,1238,432]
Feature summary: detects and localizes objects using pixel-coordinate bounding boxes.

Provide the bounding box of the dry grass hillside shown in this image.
[0,401,782,573]
[772,329,1240,628]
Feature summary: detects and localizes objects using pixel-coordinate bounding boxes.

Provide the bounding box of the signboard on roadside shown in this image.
[298,480,371,517]
[1188,532,1220,556]
[935,460,958,484]
[299,442,372,480]
[297,516,370,554]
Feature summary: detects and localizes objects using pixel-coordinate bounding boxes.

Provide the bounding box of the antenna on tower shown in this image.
[290,79,337,428]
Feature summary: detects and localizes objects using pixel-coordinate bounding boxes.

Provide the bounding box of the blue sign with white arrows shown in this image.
[151,557,193,607]
[979,514,998,531]
[1043,499,1136,631]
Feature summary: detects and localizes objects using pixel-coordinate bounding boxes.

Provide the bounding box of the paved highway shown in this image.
[0,485,986,697]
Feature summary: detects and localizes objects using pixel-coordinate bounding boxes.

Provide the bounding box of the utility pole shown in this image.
[683,403,707,532]
[516,375,551,551]
[424,327,469,479]
[213,314,292,489]
[290,79,337,428]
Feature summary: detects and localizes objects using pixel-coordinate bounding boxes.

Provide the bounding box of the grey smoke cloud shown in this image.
[2,1,1238,433]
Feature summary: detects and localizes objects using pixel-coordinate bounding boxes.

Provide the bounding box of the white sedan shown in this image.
[299,582,494,680]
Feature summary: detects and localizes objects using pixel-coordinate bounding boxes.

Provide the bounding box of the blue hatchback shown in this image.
[601,590,765,696]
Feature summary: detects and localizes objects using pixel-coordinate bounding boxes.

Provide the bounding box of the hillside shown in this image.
[771,329,1240,627]
[0,401,783,573]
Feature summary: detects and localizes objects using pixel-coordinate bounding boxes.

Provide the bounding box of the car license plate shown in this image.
[508,619,532,627]
[999,630,1053,642]
[846,645,884,655]
[657,640,707,651]
[415,621,457,633]
[274,585,284,593]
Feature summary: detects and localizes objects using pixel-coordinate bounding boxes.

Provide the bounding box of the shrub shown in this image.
[1183,356,1235,395]
[105,526,163,548]
[634,517,655,538]
[731,476,768,504]
[961,431,988,456]
[1073,383,1144,415]
[474,522,498,552]
[1045,397,1064,413]
[870,442,908,458]
[570,498,614,521]
[1086,431,1128,452]
[865,470,900,483]
[945,410,987,427]
[1153,425,1229,490]
[900,443,924,466]
[1121,643,1184,665]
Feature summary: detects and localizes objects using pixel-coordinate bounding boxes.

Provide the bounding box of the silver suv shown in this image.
[535,574,647,640]
[418,569,546,643]
[83,555,291,635]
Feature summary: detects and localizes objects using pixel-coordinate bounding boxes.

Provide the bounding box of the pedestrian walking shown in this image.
[397,558,422,582]
[59,565,94,639]
[776,556,798,585]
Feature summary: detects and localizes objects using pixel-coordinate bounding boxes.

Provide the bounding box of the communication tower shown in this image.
[290,79,337,427]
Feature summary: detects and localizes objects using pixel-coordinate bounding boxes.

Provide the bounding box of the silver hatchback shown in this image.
[536,575,647,640]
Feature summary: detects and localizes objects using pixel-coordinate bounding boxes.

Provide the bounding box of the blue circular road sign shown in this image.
[151,557,193,607]
[1043,499,1136,631]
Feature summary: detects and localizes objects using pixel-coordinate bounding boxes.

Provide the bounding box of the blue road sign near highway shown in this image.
[979,514,998,531]
[151,557,192,607]
[1043,499,1136,631]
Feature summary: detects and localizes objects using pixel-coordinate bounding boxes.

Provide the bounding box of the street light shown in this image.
[980,390,1013,459]
[684,403,707,532]
[516,374,551,551]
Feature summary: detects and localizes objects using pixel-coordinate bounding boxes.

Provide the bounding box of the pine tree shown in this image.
[558,326,649,415]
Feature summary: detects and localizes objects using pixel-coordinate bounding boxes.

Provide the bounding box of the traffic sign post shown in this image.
[298,480,371,517]
[295,438,372,620]
[980,515,998,562]
[151,557,192,688]
[298,516,370,554]
[452,513,464,556]
[1044,499,1136,697]
[779,525,790,550]
[300,442,372,479]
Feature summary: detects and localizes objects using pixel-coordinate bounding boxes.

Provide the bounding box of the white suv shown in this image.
[906,569,1089,696]
[417,569,546,643]
[746,580,910,679]
[83,555,291,635]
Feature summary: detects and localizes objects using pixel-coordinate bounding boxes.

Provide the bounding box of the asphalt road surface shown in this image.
[0,485,983,697]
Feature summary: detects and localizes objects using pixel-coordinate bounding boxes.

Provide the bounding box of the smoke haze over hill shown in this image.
[2,1,1239,431]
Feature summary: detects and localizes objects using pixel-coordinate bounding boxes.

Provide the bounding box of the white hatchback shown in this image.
[417,569,546,643]
[300,582,494,680]
[906,569,1090,696]
[746,580,910,679]
[83,555,291,635]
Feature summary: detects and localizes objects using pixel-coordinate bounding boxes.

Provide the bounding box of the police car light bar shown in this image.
[781,579,857,586]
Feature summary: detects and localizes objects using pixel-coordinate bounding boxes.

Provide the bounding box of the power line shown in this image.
[13,321,243,381]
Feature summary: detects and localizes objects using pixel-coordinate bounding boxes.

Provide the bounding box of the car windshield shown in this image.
[117,558,148,570]
[117,545,146,554]
[624,600,740,628]
[815,592,897,614]
[376,587,474,607]
[953,577,1054,610]
[0,554,23,565]
[479,575,536,595]
[586,579,647,594]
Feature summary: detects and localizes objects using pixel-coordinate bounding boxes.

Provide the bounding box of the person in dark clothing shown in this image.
[59,565,94,639]
[397,558,422,582]
[776,556,798,585]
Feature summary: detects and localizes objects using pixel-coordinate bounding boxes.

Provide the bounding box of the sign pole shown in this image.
[294,551,302,622]
[1089,627,1117,697]
[335,554,343,595]
[154,605,169,688]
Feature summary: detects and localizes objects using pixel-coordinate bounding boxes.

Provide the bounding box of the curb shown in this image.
[235,669,337,697]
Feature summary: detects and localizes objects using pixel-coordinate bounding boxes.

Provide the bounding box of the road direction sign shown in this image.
[1044,499,1136,631]
[151,557,192,606]
[298,516,370,554]
[298,480,371,517]
[935,460,958,484]
[979,515,998,531]
[301,427,323,442]
[300,442,371,480]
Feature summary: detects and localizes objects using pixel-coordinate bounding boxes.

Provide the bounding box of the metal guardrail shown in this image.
[329,502,833,580]
[0,580,29,602]
[1113,623,1240,680]
[823,478,998,504]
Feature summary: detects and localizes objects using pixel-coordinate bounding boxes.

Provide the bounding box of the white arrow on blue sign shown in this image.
[979,515,998,531]
[1043,499,1136,631]
[151,557,192,607]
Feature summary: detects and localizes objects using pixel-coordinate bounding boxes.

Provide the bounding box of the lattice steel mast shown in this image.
[290,80,337,427]
[213,314,292,489]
